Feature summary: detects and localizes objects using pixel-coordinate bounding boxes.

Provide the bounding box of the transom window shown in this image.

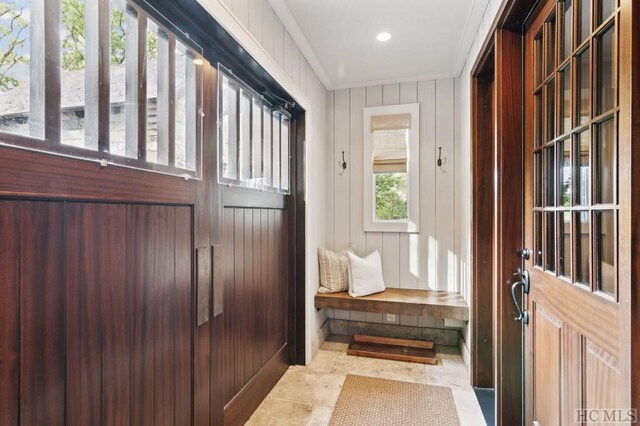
[532,0,619,299]
[0,0,204,178]
[218,66,291,194]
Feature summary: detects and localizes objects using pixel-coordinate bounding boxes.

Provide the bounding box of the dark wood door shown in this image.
[0,201,193,425]
[523,0,630,424]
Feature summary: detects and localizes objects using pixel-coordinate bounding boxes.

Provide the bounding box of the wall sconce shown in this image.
[338,151,347,175]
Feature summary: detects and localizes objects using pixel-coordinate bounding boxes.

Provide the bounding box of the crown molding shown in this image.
[268,0,334,90]
[269,0,491,91]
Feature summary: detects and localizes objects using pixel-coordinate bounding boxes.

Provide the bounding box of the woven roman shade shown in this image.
[370,113,410,173]
[370,113,411,132]
[372,128,408,173]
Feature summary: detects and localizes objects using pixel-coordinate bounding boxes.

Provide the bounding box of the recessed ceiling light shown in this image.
[376,32,392,42]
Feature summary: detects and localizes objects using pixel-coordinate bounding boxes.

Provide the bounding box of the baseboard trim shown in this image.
[310,318,330,362]
[223,344,289,426]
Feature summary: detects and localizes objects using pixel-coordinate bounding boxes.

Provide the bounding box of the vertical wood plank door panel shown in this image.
[19,201,66,426]
[533,305,562,425]
[131,205,159,425]
[100,204,131,426]
[221,205,290,415]
[174,207,193,426]
[0,201,19,426]
[0,200,193,426]
[66,203,104,426]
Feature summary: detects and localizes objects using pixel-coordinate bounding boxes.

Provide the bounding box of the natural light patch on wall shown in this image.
[448,250,459,293]
[428,235,438,290]
[410,233,419,279]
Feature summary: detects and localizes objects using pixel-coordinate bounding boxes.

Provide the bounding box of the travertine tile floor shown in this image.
[246,336,485,426]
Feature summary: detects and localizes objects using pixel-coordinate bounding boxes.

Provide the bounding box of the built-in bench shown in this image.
[315,288,469,364]
[314,288,469,322]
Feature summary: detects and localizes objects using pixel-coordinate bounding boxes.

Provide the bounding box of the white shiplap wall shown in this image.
[202,0,330,363]
[325,79,458,327]
[207,0,505,358]
[455,0,504,360]
[455,0,505,305]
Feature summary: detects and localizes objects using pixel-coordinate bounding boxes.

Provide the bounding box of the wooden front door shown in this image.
[523,0,633,424]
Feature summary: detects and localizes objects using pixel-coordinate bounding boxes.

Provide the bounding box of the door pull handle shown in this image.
[513,269,530,293]
[511,282,529,324]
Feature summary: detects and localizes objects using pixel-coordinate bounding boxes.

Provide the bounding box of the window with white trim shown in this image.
[363,103,420,233]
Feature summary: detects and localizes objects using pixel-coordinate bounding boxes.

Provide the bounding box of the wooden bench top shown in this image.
[314,288,469,321]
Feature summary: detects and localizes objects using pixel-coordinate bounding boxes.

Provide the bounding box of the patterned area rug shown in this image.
[329,374,460,426]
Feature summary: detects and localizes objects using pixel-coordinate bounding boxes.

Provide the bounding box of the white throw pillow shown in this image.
[347,250,386,298]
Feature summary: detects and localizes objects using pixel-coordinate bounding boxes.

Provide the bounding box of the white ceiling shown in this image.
[270,0,490,89]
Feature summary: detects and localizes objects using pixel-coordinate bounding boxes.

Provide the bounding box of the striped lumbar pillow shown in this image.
[318,247,351,293]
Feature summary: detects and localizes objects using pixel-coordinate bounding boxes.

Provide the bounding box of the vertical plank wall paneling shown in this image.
[332,89,351,321]
[435,79,457,294]
[272,17,284,69]
[221,0,332,363]
[363,85,384,324]
[348,87,367,323]
[418,80,438,328]
[247,0,263,44]
[261,5,274,58]
[325,79,459,328]
[399,82,419,327]
[381,83,402,325]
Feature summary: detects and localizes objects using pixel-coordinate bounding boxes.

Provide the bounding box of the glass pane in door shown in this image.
[559,212,572,278]
[560,66,572,134]
[535,152,543,207]
[546,15,556,76]
[546,212,556,272]
[597,0,616,25]
[576,211,591,285]
[546,146,556,207]
[596,25,615,115]
[562,0,573,60]
[558,138,572,206]
[546,79,556,140]
[595,119,615,204]
[535,92,543,147]
[577,48,590,125]
[576,130,590,205]
[595,210,615,295]
[535,212,543,267]
[535,32,544,86]
[579,0,591,44]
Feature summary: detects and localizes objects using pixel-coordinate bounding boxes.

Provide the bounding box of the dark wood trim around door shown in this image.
[469,1,546,423]
[471,43,495,389]
[292,112,307,365]
[617,0,639,412]
[493,28,524,426]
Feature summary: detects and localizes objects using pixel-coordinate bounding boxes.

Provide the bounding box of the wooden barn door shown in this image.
[0,201,194,425]
[523,0,633,424]
[0,62,217,426]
